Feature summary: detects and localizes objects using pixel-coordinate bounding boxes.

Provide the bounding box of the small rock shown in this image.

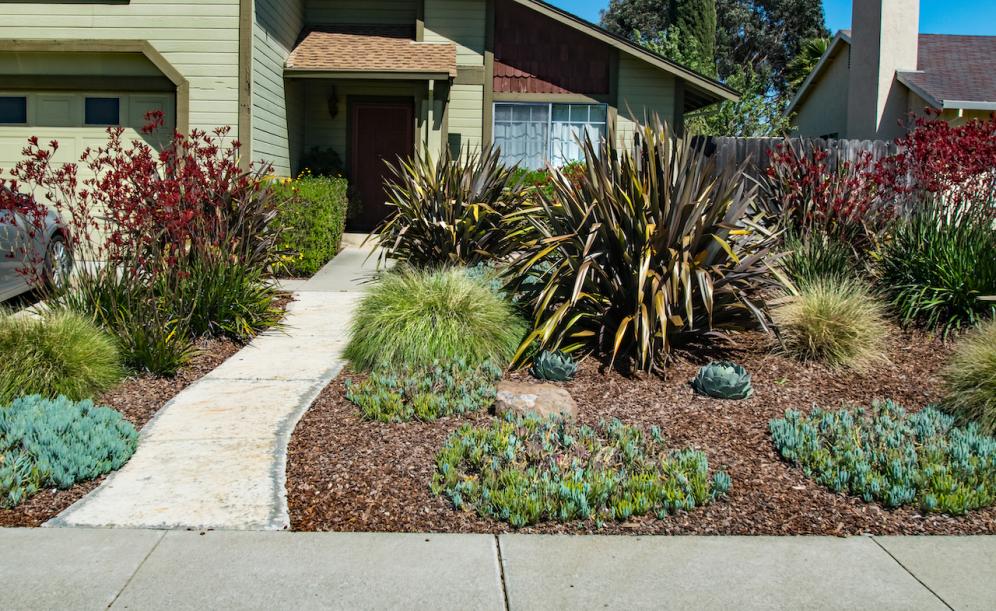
[494,382,579,421]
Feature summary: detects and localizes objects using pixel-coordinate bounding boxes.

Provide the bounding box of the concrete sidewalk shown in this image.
[0,530,992,610]
[49,243,376,531]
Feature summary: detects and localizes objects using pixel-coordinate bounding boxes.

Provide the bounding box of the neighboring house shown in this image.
[0,0,735,228]
[788,0,996,141]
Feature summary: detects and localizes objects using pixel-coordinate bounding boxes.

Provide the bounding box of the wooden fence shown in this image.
[695,137,898,177]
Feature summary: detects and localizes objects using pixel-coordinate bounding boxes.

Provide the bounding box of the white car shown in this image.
[0,188,73,302]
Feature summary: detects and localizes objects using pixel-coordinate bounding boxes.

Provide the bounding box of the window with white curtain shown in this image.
[493,102,607,170]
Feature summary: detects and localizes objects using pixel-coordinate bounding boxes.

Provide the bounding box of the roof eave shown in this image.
[786,31,852,114]
[285,69,455,80]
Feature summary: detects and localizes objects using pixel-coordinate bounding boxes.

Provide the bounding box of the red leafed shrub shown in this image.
[2,113,284,374]
[763,141,887,248]
[875,112,996,207]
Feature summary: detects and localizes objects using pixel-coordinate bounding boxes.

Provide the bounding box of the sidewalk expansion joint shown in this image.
[494,535,511,611]
[869,536,954,611]
[106,530,166,609]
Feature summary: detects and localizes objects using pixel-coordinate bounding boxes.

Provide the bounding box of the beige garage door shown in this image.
[0,91,176,176]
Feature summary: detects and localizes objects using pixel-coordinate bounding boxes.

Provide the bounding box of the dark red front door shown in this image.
[349,98,415,230]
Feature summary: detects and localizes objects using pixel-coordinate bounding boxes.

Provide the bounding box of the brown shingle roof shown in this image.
[286,26,457,77]
[897,34,996,107]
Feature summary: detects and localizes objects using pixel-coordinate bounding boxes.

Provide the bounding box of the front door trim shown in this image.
[346,95,416,230]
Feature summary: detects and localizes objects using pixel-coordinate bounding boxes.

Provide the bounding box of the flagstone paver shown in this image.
[48,244,376,530]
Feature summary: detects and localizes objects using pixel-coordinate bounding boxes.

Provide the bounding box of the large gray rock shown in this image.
[494,381,578,420]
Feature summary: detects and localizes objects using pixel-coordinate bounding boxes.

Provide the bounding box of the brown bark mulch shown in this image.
[0,294,293,528]
[287,329,996,536]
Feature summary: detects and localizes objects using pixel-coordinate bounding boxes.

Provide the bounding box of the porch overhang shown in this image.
[285,26,457,81]
[284,70,453,81]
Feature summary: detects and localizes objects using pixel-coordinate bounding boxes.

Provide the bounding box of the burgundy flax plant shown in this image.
[1,112,284,374]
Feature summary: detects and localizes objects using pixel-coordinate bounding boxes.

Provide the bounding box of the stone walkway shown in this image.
[49,240,377,530]
[2,530,994,610]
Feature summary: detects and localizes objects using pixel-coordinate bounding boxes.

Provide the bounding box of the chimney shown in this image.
[846,0,920,140]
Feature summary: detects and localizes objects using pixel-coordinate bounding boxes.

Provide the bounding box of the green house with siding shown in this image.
[0,0,736,227]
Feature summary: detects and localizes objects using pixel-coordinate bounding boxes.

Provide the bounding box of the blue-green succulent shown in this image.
[0,395,138,508]
[530,350,578,382]
[691,361,754,400]
[431,413,731,527]
[770,400,996,515]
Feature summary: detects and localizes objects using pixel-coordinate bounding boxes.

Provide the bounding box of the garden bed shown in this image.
[0,295,293,528]
[287,328,996,535]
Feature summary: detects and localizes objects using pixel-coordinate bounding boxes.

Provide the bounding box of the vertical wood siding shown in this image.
[253,0,304,175]
[0,0,242,133]
[493,0,610,95]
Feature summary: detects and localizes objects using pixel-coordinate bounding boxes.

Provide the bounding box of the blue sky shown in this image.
[551,1,996,36]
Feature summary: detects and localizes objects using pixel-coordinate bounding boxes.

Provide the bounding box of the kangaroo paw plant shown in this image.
[345,360,502,423]
[432,414,732,527]
[770,401,996,515]
[691,362,754,400]
[0,395,138,508]
[530,351,578,382]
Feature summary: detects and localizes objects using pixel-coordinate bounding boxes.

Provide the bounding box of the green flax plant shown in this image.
[374,144,528,267]
[505,115,777,373]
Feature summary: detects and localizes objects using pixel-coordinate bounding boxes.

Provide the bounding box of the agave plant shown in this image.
[505,115,777,372]
[374,144,528,267]
[691,361,754,400]
[530,350,578,381]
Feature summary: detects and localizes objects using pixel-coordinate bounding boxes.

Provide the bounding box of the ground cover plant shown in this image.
[770,401,996,515]
[344,267,527,371]
[432,414,731,527]
[375,145,527,267]
[4,114,285,374]
[345,360,502,423]
[879,197,996,335]
[272,173,348,277]
[942,319,996,435]
[0,311,124,404]
[0,395,138,508]
[770,277,888,370]
[506,116,776,372]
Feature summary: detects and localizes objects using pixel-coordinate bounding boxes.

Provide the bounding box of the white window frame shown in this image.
[492,101,608,169]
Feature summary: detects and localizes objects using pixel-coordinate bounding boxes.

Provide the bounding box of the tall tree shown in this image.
[670,0,717,71]
[603,0,829,93]
[715,0,828,92]
[601,0,671,39]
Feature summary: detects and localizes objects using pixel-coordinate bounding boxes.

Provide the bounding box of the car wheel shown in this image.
[44,234,73,292]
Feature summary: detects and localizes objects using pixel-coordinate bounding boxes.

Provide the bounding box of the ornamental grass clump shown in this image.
[942,320,996,435]
[0,311,124,404]
[432,414,732,527]
[506,115,776,373]
[770,401,996,515]
[770,278,888,370]
[879,197,996,335]
[344,267,527,371]
[346,360,502,423]
[0,395,138,508]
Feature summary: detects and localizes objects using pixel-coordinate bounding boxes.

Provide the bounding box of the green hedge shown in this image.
[273,175,348,277]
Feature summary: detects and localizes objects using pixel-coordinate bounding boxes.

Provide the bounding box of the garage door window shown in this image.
[84,97,121,126]
[0,97,27,125]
